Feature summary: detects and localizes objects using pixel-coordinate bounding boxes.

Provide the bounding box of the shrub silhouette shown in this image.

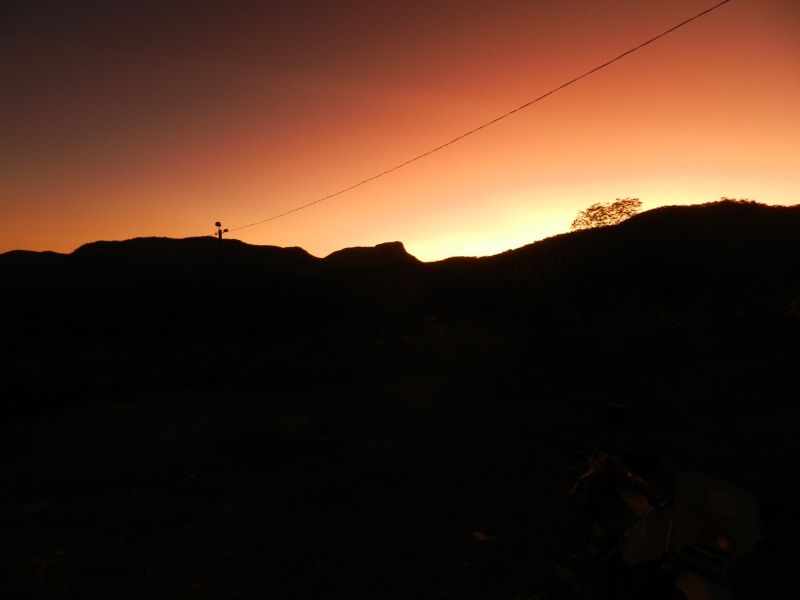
[571,198,642,230]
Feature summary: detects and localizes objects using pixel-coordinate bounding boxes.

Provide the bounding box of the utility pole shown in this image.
[213,221,230,381]
[215,221,228,274]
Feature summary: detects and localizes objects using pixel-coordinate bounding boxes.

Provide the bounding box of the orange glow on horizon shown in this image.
[2,0,798,261]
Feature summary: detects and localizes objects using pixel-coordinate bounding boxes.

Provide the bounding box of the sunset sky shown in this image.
[2,0,799,260]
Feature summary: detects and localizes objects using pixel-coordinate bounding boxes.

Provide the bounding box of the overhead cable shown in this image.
[228,0,734,233]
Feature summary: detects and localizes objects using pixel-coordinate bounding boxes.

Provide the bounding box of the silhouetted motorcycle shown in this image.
[551,439,758,598]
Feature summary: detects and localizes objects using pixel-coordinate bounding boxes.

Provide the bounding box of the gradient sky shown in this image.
[2,0,799,260]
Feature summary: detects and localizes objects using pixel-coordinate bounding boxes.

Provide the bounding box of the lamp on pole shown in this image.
[214,221,228,274]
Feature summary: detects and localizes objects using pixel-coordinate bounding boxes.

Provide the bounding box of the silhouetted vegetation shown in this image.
[570,197,642,230]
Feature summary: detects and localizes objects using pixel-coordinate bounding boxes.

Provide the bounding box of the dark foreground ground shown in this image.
[3,358,799,599]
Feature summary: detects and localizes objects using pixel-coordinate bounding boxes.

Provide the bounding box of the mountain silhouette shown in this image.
[324,241,420,269]
[3,199,799,409]
[3,200,800,599]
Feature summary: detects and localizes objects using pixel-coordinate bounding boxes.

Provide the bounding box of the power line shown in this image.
[228,0,734,233]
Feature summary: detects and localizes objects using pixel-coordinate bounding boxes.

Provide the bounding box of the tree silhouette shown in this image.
[571,198,642,231]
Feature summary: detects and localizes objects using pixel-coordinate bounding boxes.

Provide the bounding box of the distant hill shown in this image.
[324,241,420,269]
[4,200,800,412]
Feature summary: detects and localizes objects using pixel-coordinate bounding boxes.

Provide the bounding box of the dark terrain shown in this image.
[2,200,799,598]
